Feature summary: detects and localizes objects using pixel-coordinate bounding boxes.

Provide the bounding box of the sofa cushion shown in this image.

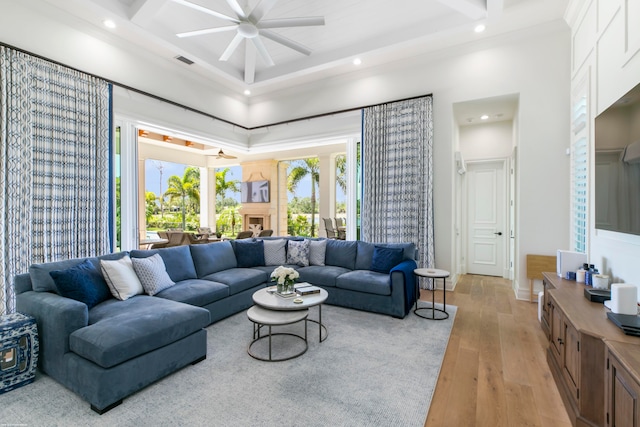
[336,270,392,296]
[263,239,286,265]
[189,241,237,277]
[100,255,144,301]
[131,253,175,296]
[48,259,112,309]
[234,239,265,268]
[29,252,127,293]
[130,245,197,282]
[203,268,268,295]
[370,246,404,274]
[309,239,327,266]
[287,239,310,266]
[74,296,209,368]
[155,279,229,308]
[296,265,351,287]
[325,240,357,270]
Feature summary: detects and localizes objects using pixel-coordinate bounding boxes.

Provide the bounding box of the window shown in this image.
[571,77,589,253]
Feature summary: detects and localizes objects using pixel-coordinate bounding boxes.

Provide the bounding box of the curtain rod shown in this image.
[0,41,431,131]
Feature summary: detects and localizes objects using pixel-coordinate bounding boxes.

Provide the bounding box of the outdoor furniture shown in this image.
[235,231,254,239]
[335,217,346,240]
[258,229,273,237]
[186,233,209,244]
[165,231,187,247]
[323,218,337,239]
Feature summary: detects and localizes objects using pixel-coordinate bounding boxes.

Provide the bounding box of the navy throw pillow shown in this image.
[235,239,265,268]
[370,246,404,274]
[49,259,112,309]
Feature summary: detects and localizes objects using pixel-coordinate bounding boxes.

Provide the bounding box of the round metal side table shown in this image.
[414,268,450,320]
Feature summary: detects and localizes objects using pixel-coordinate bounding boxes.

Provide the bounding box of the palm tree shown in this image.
[336,154,347,194]
[216,167,240,202]
[164,167,200,230]
[288,158,320,236]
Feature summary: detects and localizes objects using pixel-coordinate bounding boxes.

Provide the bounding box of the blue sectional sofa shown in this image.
[14,238,417,413]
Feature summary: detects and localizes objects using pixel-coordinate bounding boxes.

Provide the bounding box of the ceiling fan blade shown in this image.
[177,25,238,38]
[225,0,247,19]
[251,36,275,66]
[172,0,240,23]
[259,29,312,56]
[258,16,325,29]
[248,0,279,23]
[217,149,237,159]
[220,33,245,61]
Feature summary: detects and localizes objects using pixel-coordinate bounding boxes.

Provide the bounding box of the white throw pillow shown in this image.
[131,254,175,296]
[308,239,327,266]
[100,255,144,301]
[263,239,287,265]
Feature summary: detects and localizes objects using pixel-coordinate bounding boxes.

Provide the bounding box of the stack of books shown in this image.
[294,283,321,296]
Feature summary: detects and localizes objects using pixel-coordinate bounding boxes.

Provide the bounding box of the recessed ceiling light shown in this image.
[474,24,486,33]
[243,89,251,96]
[353,58,362,66]
[103,19,116,29]
[480,114,489,120]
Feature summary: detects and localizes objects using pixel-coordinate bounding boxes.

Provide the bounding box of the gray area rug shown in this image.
[1,303,456,426]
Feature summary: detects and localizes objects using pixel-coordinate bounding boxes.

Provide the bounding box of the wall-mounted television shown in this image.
[594,82,640,235]
[241,180,270,203]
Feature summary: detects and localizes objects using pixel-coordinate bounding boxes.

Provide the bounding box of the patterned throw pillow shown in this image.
[308,239,327,266]
[131,253,175,296]
[100,255,144,301]
[287,239,310,267]
[263,239,287,265]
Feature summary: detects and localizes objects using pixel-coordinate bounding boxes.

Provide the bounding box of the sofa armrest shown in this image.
[16,290,88,375]
[390,259,418,315]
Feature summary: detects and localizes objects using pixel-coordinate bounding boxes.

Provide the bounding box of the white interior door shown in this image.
[466,160,506,276]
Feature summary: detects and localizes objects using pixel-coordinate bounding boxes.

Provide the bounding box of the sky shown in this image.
[144,160,344,202]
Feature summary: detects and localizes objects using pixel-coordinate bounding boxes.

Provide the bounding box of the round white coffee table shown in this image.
[247,305,309,362]
[252,285,328,342]
[414,268,450,320]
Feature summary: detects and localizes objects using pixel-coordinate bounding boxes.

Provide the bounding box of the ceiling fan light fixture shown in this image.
[238,22,259,38]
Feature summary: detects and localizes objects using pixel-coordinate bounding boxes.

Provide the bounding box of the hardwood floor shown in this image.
[423,274,572,427]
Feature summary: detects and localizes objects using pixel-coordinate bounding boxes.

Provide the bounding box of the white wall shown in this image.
[459,121,514,161]
[568,0,640,299]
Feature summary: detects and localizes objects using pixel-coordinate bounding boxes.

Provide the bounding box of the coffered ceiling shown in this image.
[37,0,568,95]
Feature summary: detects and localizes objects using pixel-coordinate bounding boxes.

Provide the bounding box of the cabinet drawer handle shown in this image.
[557,338,564,345]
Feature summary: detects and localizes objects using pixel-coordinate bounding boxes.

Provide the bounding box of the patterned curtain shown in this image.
[0,46,111,314]
[362,96,434,287]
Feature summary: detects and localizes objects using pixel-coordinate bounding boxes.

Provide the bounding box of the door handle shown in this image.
[494,232,503,236]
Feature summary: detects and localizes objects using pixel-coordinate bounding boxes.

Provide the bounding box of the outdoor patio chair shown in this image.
[235,230,254,239]
[258,229,273,237]
[323,218,337,239]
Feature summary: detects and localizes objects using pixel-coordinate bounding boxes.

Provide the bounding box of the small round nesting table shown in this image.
[247,305,309,362]
[414,268,449,320]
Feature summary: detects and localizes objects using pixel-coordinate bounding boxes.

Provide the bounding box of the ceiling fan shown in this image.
[172,0,325,83]
[211,149,237,159]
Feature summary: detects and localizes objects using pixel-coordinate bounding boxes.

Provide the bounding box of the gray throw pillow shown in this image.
[308,239,326,266]
[131,253,175,296]
[263,239,287,265]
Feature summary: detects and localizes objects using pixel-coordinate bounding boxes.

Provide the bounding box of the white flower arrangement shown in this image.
[270,265,299,285]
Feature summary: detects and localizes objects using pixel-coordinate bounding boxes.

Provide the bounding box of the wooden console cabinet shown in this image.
[542,273,640,427]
